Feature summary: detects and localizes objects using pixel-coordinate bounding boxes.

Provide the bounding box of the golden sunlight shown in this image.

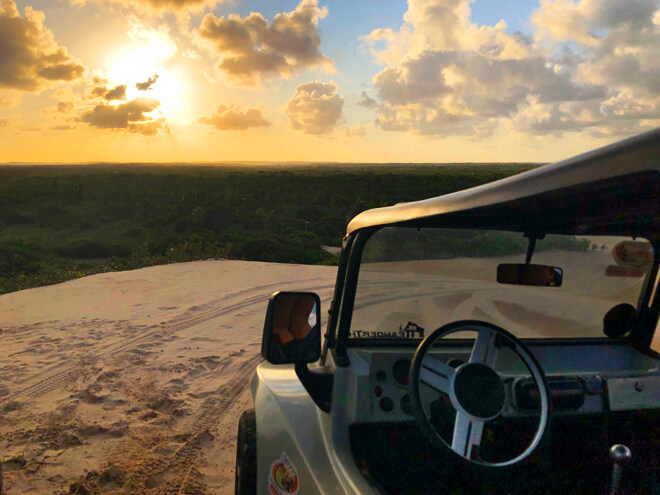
[106,47,185,119]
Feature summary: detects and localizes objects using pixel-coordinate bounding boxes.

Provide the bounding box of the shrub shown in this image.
[0,240,41,276]
[55,239,131,259]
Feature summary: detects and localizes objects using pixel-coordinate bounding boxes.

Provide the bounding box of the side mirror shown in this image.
[497,264,563,287]
[262,291,322,364]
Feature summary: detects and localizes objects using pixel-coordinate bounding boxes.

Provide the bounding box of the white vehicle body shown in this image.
[239,128,660,495]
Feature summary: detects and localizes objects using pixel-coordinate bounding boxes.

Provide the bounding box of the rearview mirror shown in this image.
[497,264,563,287]
[262,291,322,364]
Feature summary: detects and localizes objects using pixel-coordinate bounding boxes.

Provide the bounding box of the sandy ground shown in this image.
[0,261,337,494]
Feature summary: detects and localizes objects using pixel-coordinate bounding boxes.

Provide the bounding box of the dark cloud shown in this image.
[136,74,159,91]
[195,0,333,85]
[79,97,167,136]
[57,101,74,113]
[285,81,344,134]
[104,84,127,101]
[130,118,168,136]
[198,104,270,130]
[374,50,604,117]
[358,91,378,109]
[91,86,106,98]
[0,1,85,92]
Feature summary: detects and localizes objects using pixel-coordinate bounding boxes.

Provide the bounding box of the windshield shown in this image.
[350,228,654,340]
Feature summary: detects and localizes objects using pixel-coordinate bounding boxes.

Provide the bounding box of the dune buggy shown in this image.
[236,129,660,494]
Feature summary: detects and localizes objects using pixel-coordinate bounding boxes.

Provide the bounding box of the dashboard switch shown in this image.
[584,375,603,395]
[379,397,394,412]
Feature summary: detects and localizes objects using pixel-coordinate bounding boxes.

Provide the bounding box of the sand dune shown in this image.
[0,261,337,494]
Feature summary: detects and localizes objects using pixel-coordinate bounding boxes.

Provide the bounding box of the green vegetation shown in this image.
[363,228,594,263]
[0,163,537,294]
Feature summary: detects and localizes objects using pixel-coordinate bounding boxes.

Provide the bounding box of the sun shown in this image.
[106,45,186,120]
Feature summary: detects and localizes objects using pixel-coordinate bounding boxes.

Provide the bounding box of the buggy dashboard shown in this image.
[348,342,660,423]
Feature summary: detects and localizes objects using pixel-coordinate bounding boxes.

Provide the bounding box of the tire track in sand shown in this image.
[2,280,334,404]
[108,353,264,494]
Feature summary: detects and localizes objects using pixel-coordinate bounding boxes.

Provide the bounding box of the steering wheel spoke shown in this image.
[409,320,549,468]
[470,327,499,367]
[419,357,455,394]
[452,412,484,460]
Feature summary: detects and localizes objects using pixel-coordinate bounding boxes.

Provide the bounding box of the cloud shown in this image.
[363,0,660,137]
[195,0,333,85]
[129,118,168,136]
[79,97,168,135]
[0,118,8,128]
[57,101,74,113]
[0,91,21,107]
[87,79,128,101]
[69,0,224,13]
[345,125,366,137]
[285,81,344,134]
[0,1,85,92]
[532,0,657,45]
[358,91,378,109]
[133,0,218,11]
[136,74,159,90]
[198,104,270,130]
[51,124,76,130]
[104,84,127,101]
[126,16,177,60]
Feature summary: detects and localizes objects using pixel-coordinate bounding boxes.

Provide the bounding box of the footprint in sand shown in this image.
[165,378,188,395]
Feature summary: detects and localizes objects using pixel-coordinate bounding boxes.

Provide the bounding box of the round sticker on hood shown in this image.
[268,452,299,494]
[612,241,653,269]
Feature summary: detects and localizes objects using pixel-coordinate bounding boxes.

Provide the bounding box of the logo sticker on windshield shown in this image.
[351,321,425,339]
[268,452,299,494]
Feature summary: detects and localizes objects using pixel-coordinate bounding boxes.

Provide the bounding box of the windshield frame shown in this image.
[332,224,659,366]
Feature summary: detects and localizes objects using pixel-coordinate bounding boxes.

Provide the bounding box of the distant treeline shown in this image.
[362,228,597,263]
[0,163,536,294]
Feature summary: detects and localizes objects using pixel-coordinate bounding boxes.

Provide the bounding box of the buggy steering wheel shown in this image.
[409,320,550,468]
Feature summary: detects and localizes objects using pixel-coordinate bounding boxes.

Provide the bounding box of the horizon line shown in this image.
[0,160,546,167]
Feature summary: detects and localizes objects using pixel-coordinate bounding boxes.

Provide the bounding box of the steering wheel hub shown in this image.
[452,363,505,419]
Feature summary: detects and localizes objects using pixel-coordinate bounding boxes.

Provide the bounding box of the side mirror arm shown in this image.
[295,362,333,413]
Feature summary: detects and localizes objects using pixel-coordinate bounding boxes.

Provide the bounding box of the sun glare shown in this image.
[106,44,185,120]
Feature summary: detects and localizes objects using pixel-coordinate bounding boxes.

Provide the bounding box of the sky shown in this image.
[0,0,658,163]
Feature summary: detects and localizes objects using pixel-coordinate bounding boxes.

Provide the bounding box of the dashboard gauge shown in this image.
[392,359,411,386]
